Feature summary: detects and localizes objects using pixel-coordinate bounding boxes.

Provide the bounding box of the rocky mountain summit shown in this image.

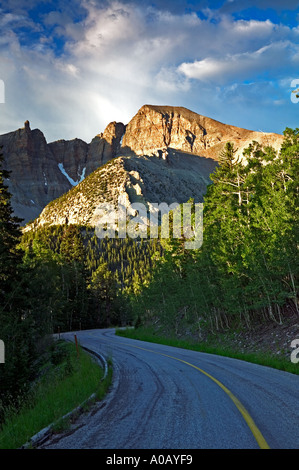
[0,105,284,225]
[120,105,283,160]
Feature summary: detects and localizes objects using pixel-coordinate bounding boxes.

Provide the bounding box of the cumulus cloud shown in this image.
[178,41,299,84]
[0,0,298,142]
[0,1,203,140]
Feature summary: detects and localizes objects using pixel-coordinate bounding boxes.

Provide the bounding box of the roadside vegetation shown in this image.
[116,326,299,376]
[0,339,112,449]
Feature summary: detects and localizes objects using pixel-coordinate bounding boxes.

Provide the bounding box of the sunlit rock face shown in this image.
[121,104,283,161]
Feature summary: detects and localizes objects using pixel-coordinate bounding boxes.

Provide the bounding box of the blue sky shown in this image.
[0,0,298,142]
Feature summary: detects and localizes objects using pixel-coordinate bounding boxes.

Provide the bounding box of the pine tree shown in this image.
[0,148,35,407]
[218,141,238,171]
[0,147,23,302]
[88,263,118,327]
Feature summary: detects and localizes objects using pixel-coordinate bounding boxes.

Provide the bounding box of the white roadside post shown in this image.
[0,340,4,363]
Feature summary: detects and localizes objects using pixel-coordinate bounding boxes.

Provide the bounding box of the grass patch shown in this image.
[116,326,299,376]
[0,340,112,449]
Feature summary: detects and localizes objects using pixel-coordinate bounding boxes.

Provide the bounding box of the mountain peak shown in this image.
[121,104,283,160]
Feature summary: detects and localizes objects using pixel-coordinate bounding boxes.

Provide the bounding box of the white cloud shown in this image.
[233,18,274,35]
[178,41,299,84]
[0,1,298,142]
[155,67,191,93]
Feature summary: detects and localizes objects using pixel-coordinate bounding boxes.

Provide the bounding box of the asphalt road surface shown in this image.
[40,328,299,449]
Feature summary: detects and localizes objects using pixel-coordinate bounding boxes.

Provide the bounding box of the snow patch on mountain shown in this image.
[58,163,86,186]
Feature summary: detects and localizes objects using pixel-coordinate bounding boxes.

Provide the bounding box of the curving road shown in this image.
[41,328,299,450]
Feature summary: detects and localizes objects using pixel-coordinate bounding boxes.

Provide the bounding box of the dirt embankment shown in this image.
[202,312,299,361]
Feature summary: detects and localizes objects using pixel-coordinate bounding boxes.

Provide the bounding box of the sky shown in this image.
[0,0,298,143]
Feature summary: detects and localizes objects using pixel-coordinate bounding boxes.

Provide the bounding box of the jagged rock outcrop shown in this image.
[0,121,71,223]
[87,121,126,169]
[49,122,126,181]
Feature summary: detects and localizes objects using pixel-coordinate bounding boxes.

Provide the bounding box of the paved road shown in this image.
[41,328,299,449]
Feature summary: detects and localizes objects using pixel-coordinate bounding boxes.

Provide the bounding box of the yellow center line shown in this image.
[109,338,271,450]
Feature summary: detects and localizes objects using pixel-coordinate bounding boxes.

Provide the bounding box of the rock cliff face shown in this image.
[87,121,126,170]
[0,121,70,223]
[0,120,125,223]
[1,105,284,225]
[48,138,89,185]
